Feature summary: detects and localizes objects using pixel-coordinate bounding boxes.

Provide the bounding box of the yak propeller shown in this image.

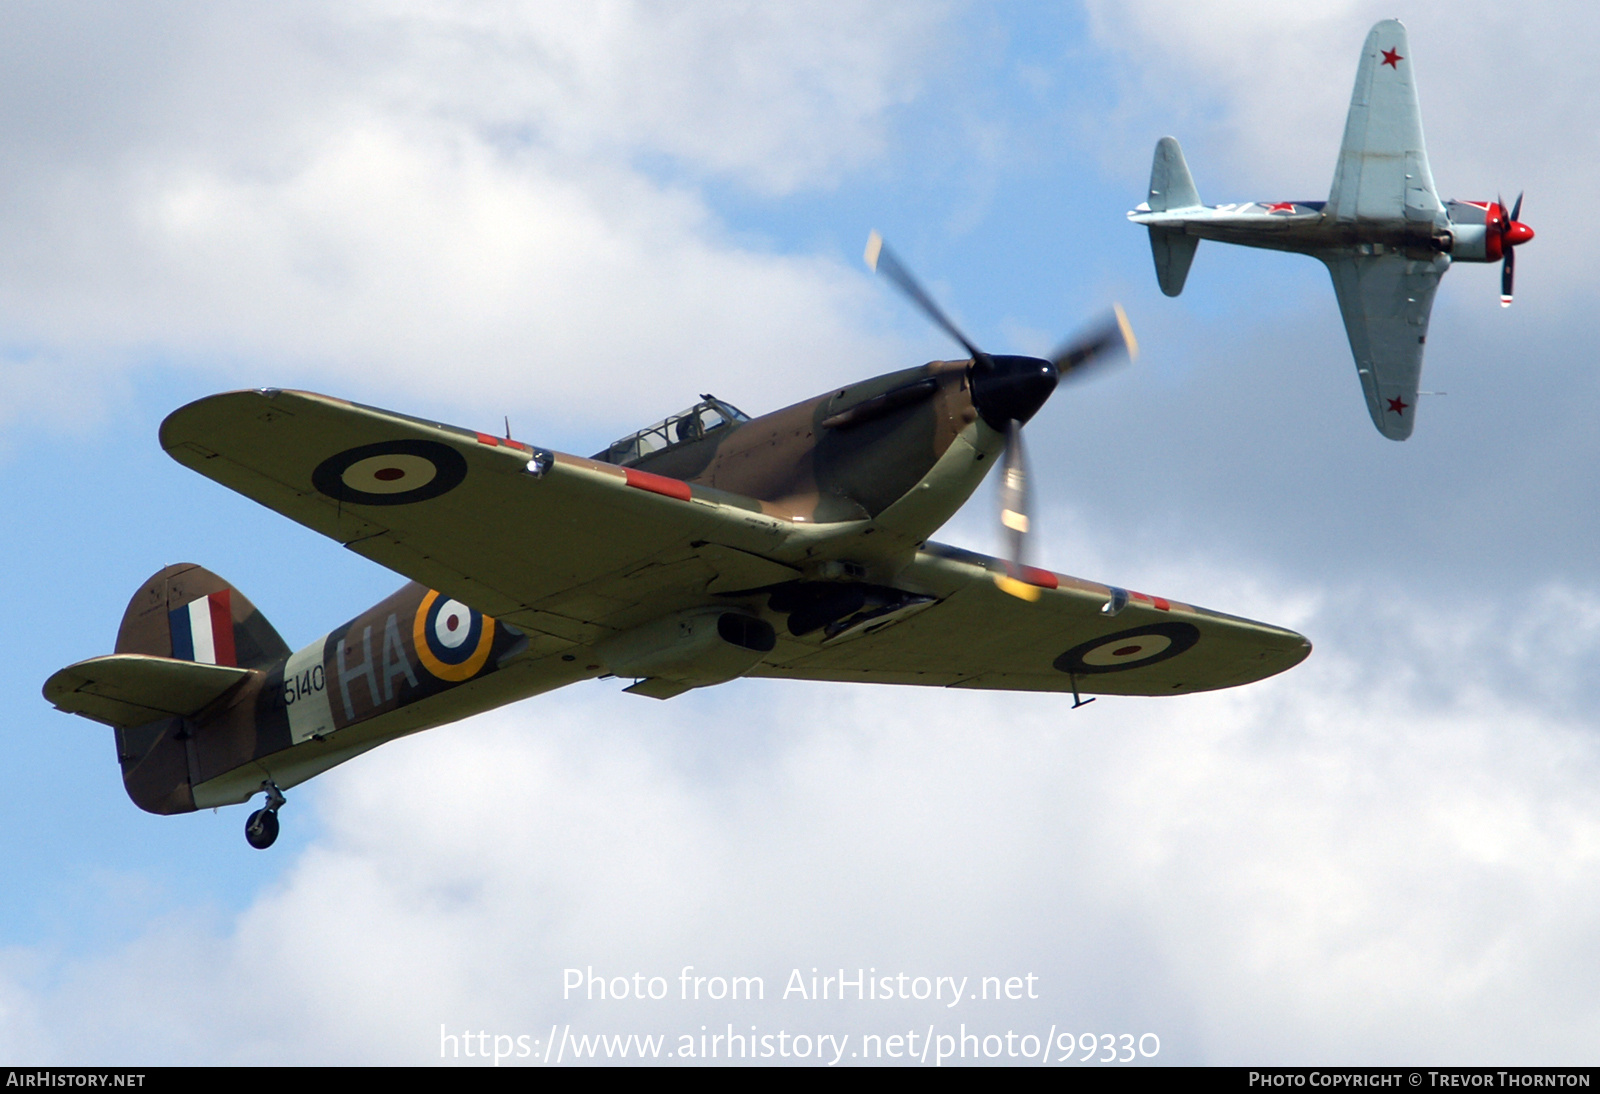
[864,231,1136,601]
[1492,192,1534,307]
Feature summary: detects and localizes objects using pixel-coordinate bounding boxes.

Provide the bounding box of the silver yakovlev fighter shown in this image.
[1129,20,1534,440]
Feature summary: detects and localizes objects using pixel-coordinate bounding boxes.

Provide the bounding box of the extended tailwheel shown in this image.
[244,780,286,850]
[245,808,279,849]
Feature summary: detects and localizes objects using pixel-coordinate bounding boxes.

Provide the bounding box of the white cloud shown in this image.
[345,0,945,195]
[0,3,948,433]
[8,564,1600,1064]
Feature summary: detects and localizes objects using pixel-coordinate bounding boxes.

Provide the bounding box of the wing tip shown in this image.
[1366,18,1407,42]
[1373,412,1416,441]
[160,388,335,448]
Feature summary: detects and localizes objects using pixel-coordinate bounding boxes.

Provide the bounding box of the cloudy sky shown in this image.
[3,0,1597,1066]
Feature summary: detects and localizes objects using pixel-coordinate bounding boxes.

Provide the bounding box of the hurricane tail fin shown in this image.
[114,563,289,668]
[44,564,289,815]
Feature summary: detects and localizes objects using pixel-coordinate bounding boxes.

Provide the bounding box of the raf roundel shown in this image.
[1054,622,1200,675]
[311,440,468,506]
[413,589,497,682]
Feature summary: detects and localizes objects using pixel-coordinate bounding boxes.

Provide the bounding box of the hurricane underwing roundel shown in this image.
[1054,622,1200,675]
[312,440,467,505]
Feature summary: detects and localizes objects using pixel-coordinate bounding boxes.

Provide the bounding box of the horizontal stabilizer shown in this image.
[1148,227,1199,297]
[45,654,254,729]
[1148,137,1200,213]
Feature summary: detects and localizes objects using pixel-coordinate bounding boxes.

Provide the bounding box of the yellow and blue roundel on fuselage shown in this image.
[413,589,496,682]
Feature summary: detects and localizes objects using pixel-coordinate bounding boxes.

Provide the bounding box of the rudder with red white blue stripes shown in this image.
[115,563,289,671]
[167,588,238,666]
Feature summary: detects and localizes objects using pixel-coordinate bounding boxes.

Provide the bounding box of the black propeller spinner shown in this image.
[864,231,1136,600]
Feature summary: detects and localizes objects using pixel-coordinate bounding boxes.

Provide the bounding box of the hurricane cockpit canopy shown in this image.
[592,395,750,467]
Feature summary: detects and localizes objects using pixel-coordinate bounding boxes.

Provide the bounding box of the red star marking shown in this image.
[1387,396,1409,415]
[1263,201,1296,214]
[1381,48,1403,68]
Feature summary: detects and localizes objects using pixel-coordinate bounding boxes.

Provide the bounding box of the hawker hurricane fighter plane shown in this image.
[46,236,1310,848]
[1129,19,1534,440]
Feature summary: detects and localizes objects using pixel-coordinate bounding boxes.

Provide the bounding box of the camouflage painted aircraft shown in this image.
[1128,19,1534,441]
[45,236,1311,849]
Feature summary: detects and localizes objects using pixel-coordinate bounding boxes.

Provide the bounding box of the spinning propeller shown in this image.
[864,231,1136,601]
[1491,192,1534,307]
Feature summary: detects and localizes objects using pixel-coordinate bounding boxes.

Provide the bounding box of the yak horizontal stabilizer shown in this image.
[1148,136,1199,212]
[1144,137,1202,296]
[1149,227,1199,297]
